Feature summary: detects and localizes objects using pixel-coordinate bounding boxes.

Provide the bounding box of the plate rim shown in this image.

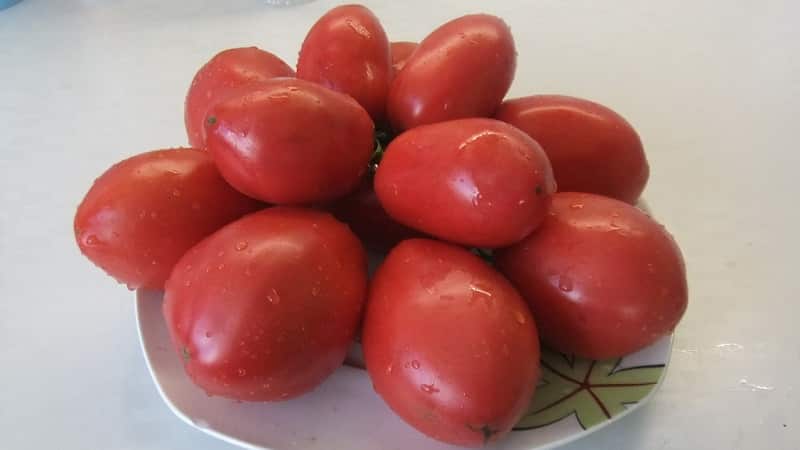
[135,290,673,450]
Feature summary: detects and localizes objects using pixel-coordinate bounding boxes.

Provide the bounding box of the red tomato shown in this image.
[205,77,374,205]
[495,95,649,204]
[390,41,418,75]
[184,47,294,148]
[363,239,540,447]
[375,118,556,248]
[387,15,515,131]
[74,148,263,290]
[297,5,391,122]
[326,177,421,251]
[163,207,368,401]
[496,192,688,359]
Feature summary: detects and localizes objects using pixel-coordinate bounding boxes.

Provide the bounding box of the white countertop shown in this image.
[1,0,798,449]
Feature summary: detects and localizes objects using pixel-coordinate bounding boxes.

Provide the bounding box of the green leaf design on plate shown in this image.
[514,347,664,431]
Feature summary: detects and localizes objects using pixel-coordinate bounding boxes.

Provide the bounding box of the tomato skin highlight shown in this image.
[205,77,375,205]
[163,207,368,401]
[496,192,688,359]
[375,118,556,248]
[387,14,516,131]
[74,148,263,290]
[495,95,649,204]
[185,47,294,148]
[363,239,540,447]
[297,5,391,123]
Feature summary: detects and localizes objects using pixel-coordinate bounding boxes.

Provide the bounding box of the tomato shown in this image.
[375,118,555,248]
[387,14,515,131]
[390,41,418,75]
[363,239,540,447]
[326,177,421,251]
[163,207,368,401]
[184,47,294,148]
[205,77,374,205]
[74,148,263,290]
[496,192,688,359]
[495,95,649,204]
[297,5,391,122]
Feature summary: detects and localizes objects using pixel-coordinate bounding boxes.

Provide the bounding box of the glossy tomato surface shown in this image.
[327,177,421,251]
[363,239,540,447]
[185,47,294,148]
[205,77,374,205]
[375,118,556,248]
[390,41,418,75]
[495,95,649,204]
[496,192,688,359]
[163,207,368,401]
[297,5,391,122]
[387,14,515,131]
[74,148,263,290]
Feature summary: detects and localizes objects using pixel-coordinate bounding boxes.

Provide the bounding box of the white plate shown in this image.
[136,289,672,450]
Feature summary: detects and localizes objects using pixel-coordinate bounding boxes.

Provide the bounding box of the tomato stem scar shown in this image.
[467,423,499,445]
[181,346,192,363]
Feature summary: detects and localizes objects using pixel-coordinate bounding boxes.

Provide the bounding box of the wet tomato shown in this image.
[205,77,374,205]
[387,14,515,131]
[74,148,262,290]
[496,192,688,359]
[363,239,540,447]
[163,207,368,401]
[297,4,391,122]
[185,47,294,148]
[375,118,555,248]
[495,95,649,204]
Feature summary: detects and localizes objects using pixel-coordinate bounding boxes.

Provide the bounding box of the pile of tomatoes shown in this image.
[74,5,687,447]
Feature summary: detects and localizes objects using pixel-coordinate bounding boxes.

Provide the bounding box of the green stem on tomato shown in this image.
[368,128,394,177]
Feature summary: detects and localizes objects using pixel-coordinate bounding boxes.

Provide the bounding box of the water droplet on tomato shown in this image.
[266,288,281,304]
[514,310,526,324]
[420,384,439,394]
[311,286,320,296]
[471,192,483,207]
[237,368,247,377]
[569,203,584,210]
[171,189,181,197]
[235,241,248,251]
[411,360,420,369]
[85,234,99,246]
[470,283,493,300]
[205,331,212,338]
[184,280,192,287]
[217,263,225,270]
[558,275,574,292]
